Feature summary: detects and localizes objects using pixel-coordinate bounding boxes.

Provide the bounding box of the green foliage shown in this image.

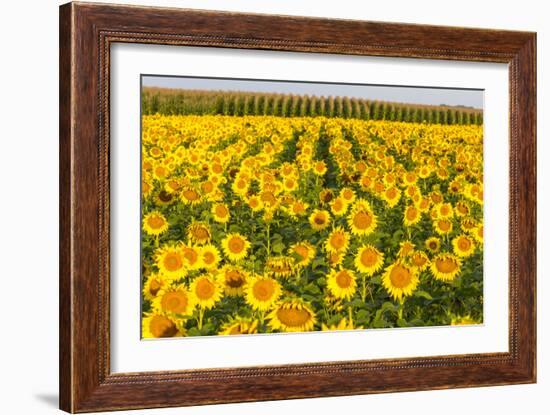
[141,87,482,124]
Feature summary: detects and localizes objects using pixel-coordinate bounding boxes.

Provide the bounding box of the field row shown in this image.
[141,88,483,125]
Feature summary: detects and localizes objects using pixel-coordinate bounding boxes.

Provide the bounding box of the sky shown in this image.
[142,75,484,110]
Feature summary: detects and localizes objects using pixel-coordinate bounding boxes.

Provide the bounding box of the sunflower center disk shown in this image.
[389,265,412,288]
[150,315,178,338]
[229,238,245,253]
[276,308,312,327]
[353,211,372,229]
[336,271,353,288]
[361,249,378,266]
[162,291,189,313]
[253,281,275,301]
[196,279,215,299]
[435,258,458,273]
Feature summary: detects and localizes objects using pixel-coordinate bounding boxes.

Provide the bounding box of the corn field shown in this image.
[141,88,483,125]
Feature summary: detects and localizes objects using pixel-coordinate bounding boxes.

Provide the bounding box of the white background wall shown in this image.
[0,0,546,414]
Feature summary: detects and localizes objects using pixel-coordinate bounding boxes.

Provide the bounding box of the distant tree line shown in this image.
[141,87,483,125]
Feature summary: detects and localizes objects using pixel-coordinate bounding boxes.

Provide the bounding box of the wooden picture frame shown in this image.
[59,2,536,412]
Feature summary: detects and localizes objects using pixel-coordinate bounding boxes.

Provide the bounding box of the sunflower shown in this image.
[383,172,397,187]
[319,189,334,204]
[435,167,449,180]
[313,160,327,176]
[461,217,477,233]
[403,205,421,227]
[471,225,483,244]
[404,184,421,200]
[211,203,230,223]
[329,197,348,216]
[218,265,249,296]
[309,209,331,231]
[180,186,202,205]
[451,315,480,325]
[142,179,153,198]
[402,171,418,186]
[328,250,345,267]
[260,190,280,210]
[290,242,315,268]
[199,244,221,269]
[288,200,308,218]
[267,299,316,332]
[142,312,183,338]
[152,283,195,316]
[187,222,211,245]
[246,195,264,212]
[347,207,377,236]
[418,165,432,179]
[433,218,453,235]
[219,317,259,335]
[430,253,462,281]
[180,244,202,270]
[245,276,282,311]
[155,244,186,279]
[149,146,163,159]
[155,189,176,206]
[452,234,476,257]
[321,318,356,331]
[282,176,299,192]
[433,202,454,219]
[398,240,416,257]
[382,186,401,207]
[200,180,216,198]
[465,183,482,201]
[455,201,470,217]
[415,196,431,213]
[142,211,169,236]
[280,162,297,178]
[165,177,182,193]
[221,233,251,262]
[232,175,250,196]
[142,272,166,301]
[430,190,444,204]
[382,262,419,301]
[190,274,223,309]
[410,250,430,271]
[340,187,356,204]
[354,244,384,275]
[265,256,294,278]
[210,161,224,176]
[327,268,357,300]
[425,236,441,253]
[152,164,170,181]
[325,227,350,253]
[359,174,373,190]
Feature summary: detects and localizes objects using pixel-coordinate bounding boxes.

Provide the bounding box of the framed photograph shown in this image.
[59,2,536,412]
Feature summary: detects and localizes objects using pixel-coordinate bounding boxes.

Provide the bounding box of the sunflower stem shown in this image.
[296,267,302,283]
[361,274,367,303]
[398,298,405,320]
[198,308,205,331]
[258,310,265,328]
[266,223,271,255]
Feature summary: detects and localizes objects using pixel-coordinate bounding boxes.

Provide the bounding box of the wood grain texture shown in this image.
[59,2,537,412]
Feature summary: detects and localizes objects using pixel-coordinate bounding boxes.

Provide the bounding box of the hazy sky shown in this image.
[142,75,483,110]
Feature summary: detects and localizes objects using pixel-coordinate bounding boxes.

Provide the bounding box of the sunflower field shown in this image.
[141,112,483,339]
